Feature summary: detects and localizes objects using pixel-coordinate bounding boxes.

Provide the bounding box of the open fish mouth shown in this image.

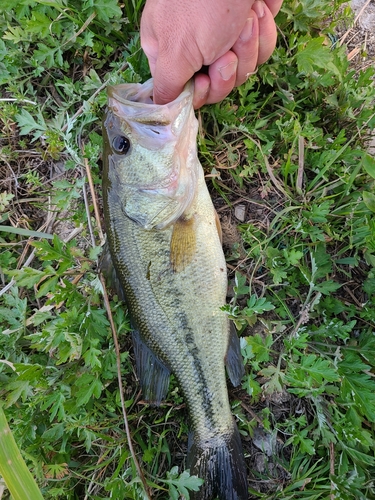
[107,81,154,105]
[104,79,198,229]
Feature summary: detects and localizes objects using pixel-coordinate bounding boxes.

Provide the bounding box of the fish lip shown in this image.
[107,84,152,105]
[107,78,193,108]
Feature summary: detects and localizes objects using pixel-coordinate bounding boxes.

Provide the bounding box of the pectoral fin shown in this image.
[132,330,170,405]
[225,322,245,386]
[170,216,196,272]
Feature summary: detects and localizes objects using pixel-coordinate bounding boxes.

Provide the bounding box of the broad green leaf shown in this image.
[33,0,67,7]
[242,373,262,399]
[83,347,102,369]
[342,444,375,466]
[33,43,63,69]
[40,391,66,422]
[25,11,52,37]
[165,468,204,498]
[42,423,65,442]
[362,191,375,213]
[15,109,46,136]
[74,373,103,406]
[296,37,334,74]
[245,295,275,315]
[234,271,248,296]
[299,435,315,455]
[7,267,46,288]
[0,191,14,212]
[245,333,272,363]
[335,257,359,265]
[363,153,375,179]
[270,267,288,285]
[363,277,375,296]
[2,25,27,43]
[259,365,285,394]
[340,371,375,422]
[287,249,304,266]
[36,275,59,298]
[303,201,331,223]
[5,380,33,406]
[300,354,339,383]
[314,280,341,294]
[83,0,122,22]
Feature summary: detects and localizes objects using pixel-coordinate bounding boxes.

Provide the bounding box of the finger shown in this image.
[263,0,284,17]
[192,73,210,109]
[205,52,238,105]
[252,0,278,65]
[140,13,200,104]
[231,11,259,86]
[150,52,198,104]
[140,15,158,76]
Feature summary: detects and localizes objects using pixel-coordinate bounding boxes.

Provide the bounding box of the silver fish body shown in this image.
[102,79,247,500]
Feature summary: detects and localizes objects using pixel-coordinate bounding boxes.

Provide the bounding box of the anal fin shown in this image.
[132,330,170,405]
[225,322,245,387]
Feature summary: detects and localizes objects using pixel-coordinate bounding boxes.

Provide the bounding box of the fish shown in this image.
[102,78,248,500]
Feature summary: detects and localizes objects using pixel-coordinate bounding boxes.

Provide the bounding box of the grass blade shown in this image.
[0,405,44,500]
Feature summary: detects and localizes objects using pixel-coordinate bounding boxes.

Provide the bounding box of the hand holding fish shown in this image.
[140,0,283,108]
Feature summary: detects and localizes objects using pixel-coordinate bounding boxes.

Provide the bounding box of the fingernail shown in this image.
[218,61,237,81]
[239,18,254,42]
[253,0,265,18]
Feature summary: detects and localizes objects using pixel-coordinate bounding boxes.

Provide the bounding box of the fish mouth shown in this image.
[106,78,197,230]
[107,79,193,108]
[107,80,154,105]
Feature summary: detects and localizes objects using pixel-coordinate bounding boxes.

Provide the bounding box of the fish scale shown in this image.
[102,78,248,500]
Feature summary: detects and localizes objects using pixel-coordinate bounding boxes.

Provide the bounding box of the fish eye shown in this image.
[112,135,131,155]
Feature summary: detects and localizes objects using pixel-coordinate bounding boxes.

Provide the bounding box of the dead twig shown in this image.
[296,136,305,195]
[330,441,335,500]
[82,153,105,245]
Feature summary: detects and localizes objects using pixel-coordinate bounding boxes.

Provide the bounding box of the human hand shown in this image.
[140,0,283,108]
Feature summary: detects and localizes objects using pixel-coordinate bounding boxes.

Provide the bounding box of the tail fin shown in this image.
[187,424,247,500]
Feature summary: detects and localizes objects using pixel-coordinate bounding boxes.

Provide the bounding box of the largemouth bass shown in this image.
[102,78,247,500]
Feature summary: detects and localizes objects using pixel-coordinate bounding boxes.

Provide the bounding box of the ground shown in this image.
[0,0,375,498]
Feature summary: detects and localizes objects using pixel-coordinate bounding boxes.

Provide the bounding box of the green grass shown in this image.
[1,0,375,498]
